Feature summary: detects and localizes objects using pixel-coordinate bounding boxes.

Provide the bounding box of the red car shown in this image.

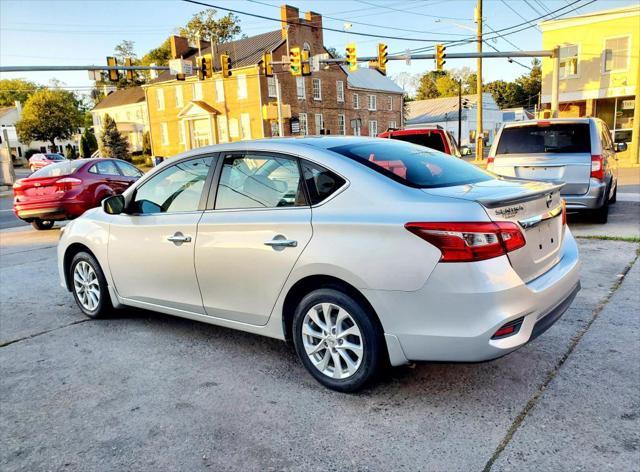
[13,158,143,230]
[378,126,462,156]
[28,152,67,172]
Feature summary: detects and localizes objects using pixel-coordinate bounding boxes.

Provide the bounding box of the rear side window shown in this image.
[89,160,120,176]
[387,132,446,152]
[329,140,492,189]
[496,124,591,155]
[301,161,346,205]
[31,160,85,178]
[115,161,144,178]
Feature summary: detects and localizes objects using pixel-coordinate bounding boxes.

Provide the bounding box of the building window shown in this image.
[559,45,578,79]
[368,95,377,111]
[270,121,280,137]
[156,89,165,111]
[229,118,239,138]
[160,122,169,145]
[312,78,322,101]
[314,113,323,134]
[267,76,277,98]
[299,113,308,136]
[240,113,251,140]
[353,119,362,136]
[603,36,629,73]
[338,114,345,135]
[217,116,229,143]
[368,120,378,136]
[215,79,225,102]
[353,93,359,109]
[336,81,344,103]
[237,74,248,99]
[388,120,397,130]
[178,121,185,144]
[175,86,183,108]
[388,96,393,111]
[192,82,203,100]
[296,76,305,99]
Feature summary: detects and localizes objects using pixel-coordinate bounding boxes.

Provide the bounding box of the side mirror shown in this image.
[614,142,627,153]
[103,195,125,215]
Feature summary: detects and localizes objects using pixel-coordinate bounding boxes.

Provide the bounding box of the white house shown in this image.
[405,93,503,146]
[0,102,80,164]
[91,87,148,153]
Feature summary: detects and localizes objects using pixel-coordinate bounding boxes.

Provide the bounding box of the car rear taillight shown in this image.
[405,221,526,262]
[590,155,604,180]
[491,317,524,339]
[55,177,82,192]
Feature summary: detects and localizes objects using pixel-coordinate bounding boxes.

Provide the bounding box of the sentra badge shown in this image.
[495,205,524,218]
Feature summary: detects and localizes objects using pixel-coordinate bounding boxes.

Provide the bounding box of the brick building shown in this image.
[143,4,404,157]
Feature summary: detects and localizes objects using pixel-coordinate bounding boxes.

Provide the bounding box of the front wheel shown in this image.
[31,219,54,230]
[292,288,384,392]
[69,251,112,318]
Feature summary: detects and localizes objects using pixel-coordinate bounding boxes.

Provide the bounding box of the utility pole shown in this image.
[475,0,483,161]
[458,79,462,146]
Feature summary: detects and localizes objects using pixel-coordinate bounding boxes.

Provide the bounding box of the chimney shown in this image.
[304,11,323,46]
[170,35,190,59]
[280,4,300,40]
[304,11,322,31]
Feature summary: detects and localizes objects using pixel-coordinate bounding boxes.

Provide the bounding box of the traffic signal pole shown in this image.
[475,0,483,162]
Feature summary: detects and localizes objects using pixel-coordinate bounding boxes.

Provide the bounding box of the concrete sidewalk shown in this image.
[492,254,640,471]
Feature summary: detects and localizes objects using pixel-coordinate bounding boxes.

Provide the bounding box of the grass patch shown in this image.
[576,235,640,243]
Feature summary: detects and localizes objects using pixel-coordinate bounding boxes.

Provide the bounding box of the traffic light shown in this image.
[435,44,446,71]
[124,57,134,81]
[106,56,119,82]
[289,47,302,76]
[261,52,273,77]
[377,43,388,75]
[220,54,232,78]
[301,49,311,76]
[197,54,212,80]
[345,43,357,71]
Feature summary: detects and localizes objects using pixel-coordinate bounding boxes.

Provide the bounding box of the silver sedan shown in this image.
[57,137,580,392]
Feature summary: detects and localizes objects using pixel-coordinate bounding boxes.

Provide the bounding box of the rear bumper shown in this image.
[363,229,581,365]
[14,199,90,221]
[563,178,607,210]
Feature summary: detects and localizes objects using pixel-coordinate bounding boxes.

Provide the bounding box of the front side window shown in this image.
[115,161,143,178]
[301,160,346,205]
[90,160,119,175]
[131,157,212,214]
[216,153,306,209]
[559,45,578,79]
[603,36,629,73]
[329,140,492,189]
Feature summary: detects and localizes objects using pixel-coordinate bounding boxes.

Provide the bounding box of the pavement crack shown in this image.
[482,252,639,472]
[0,317,90,348]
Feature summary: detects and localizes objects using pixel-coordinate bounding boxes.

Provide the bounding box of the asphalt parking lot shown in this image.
[1,224,639,471]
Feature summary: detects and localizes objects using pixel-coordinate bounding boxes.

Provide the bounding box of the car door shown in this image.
[114,160,145,187]
[195,151,312,326]
[108,155,215,313]
[91,160,129,195]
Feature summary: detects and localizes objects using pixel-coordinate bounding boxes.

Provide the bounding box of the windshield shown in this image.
[46,153,66,161]
[496,123,591,154]
[31,160,85,178]
[329,139,493,188]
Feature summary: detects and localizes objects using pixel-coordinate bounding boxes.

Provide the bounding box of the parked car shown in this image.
[28,153,67,172]
[378,126,462,156]
[487,118,625,223]
[58,138,580,392]
[14,158,143,230]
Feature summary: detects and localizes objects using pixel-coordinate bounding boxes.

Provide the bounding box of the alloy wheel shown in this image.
[73,261,100,311]
[302,303,363,379]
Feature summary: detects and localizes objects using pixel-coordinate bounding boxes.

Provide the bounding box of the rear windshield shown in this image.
[385,132,446,152]
[496,123,591,155]
[46,153,65,160]
[31,160,85,178]
[329,140,493,188]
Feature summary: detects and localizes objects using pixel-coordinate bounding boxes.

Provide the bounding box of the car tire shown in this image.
[593,194,609,224]
[31,219,55,230]
[69,251,112,319]
[609,183,617,204]
[292,288,384,393]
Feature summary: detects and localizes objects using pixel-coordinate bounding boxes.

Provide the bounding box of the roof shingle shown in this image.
[93,86,146,111]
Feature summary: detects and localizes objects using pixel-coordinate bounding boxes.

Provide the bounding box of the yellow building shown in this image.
[540,5,639,159]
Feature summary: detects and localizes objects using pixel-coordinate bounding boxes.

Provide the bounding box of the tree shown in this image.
[179,9,242,44]
[99,114,130,160]
[15,89,82,148]
[140,38,172,67]
[391,72,420,99]
[416,71,444,100]
[325,47,343,59]
[80,128,98,158]
[0,78,42,107]
[114,40,137,63]
[65,144,77,160]
[142,131,152,156]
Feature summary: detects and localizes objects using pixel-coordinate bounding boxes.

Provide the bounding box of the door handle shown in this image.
[264,239,297,248]
[167,232,192,244]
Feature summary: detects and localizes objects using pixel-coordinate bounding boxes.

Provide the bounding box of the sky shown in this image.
[0,0,635,97]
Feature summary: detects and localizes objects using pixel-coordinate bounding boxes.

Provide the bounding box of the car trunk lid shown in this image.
[13,176,66,201]
[422,178,565,282]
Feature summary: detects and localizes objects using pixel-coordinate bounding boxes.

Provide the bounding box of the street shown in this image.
[1,212,639,471]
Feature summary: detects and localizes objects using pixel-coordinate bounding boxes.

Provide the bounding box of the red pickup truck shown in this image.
[378,126,463,157]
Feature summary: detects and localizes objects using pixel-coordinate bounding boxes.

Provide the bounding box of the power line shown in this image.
[500,0,542,32]
[354,0,473,21]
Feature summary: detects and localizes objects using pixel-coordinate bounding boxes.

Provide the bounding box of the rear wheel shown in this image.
[292,288,384,392]
[593,194,609,224]
[609,182,617,204]
[69,251,112,318]
[31,219,54,230]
